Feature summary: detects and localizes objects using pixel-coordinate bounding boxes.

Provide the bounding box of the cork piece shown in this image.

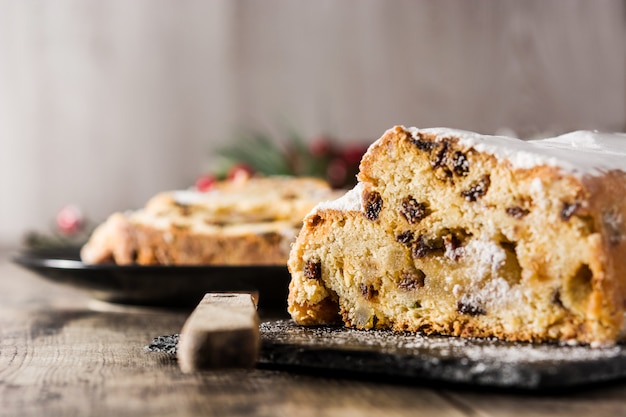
[177,293,260,372]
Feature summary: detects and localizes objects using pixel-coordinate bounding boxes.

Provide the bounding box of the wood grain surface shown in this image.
[2,252,626,417]
[178,293,260,372]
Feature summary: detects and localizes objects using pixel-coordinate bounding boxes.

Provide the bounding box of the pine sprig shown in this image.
[212,130,370,188]
[216,132,292,177]
[22,205,94,251]
[23,230,91,251]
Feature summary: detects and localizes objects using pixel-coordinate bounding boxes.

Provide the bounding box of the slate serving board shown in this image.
[256,320,626,390]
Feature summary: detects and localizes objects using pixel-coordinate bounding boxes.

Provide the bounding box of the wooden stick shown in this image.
[177,293,259,373]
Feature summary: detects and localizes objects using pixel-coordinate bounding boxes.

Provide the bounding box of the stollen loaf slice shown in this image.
[288,126,626,346]
[81,176,339,266]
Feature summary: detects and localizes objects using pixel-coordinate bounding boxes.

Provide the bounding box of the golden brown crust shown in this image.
[288,126,626,345]
[133,223,293,266]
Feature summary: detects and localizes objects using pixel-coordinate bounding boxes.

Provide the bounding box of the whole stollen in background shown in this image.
[0,0,624,249]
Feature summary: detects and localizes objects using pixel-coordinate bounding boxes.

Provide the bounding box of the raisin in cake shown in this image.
[288,126,626,346]
[81,176,339,266]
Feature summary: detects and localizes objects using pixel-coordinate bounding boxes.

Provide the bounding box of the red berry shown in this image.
[340,143,368,165]
[56,205,84,235]
[195,174,217,192]
[308,136,332,157]
[326,158,348,188]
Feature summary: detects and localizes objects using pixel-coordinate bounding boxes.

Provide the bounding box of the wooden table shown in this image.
[2,251,626,417]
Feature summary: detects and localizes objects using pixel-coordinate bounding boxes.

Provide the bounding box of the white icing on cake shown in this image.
[406,127,626,177]
[172,189,216,205]
[308,126,626,220]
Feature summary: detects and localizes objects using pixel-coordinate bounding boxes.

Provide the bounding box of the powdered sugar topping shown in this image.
[405,127,626,177]
[454,237,524,311]
[313,182,364,213]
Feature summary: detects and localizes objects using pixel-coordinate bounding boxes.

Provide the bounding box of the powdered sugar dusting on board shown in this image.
[261,320,621,363]
[259,320,626,388]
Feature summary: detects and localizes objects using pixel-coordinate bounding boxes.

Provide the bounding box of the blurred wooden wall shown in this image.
[0,0,625,246]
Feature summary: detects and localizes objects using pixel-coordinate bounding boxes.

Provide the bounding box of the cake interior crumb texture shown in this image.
[288,126,626,346]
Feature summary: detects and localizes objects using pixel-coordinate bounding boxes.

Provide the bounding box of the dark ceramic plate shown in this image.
[12,248,290,309]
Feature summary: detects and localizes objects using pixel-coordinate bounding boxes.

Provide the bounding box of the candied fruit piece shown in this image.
[457,301,486,316]
[430,142,449,169]
[400,196,430,224]
[364,190,383,221]
[409,132,436,151]
[396,230,414,246]
[398,270,426,290]
[308,214,324,227]
[412,234,443,258]
[443,233,464,261]
[304,259,322,280]
[359,283,378,300]
[451,151,469,177]
[461,175,491,202]
[561,201,581,221]
[430,142,453,180]
[506,206,530,219]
